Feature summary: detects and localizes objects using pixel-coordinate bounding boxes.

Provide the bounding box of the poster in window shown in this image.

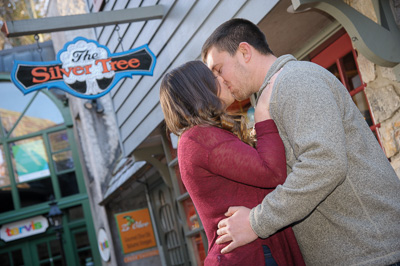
[12,139,50,182]
[115,208,157,254]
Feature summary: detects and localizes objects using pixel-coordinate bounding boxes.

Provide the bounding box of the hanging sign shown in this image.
[11,37,157,99]
[0,215,49,242]
[115,208,157,254]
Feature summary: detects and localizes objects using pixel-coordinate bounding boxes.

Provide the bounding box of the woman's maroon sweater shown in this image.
[178,120,305,265]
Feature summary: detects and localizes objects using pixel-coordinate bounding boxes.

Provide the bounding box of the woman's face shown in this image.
[216,75,235,108]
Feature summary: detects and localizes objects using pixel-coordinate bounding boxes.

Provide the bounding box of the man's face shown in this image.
[206,46,252,101]
[216,75,235,108]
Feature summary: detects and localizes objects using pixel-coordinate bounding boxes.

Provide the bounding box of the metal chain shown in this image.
[115,25,125,51]
[34,34,43,61]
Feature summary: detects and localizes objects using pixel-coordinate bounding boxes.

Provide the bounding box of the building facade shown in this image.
[0,0,399,265]
[0,42,101,265]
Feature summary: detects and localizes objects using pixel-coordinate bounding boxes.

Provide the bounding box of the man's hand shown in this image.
[216,206,258,254]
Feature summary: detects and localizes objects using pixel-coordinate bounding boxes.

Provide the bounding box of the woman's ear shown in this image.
[238,42,252,63]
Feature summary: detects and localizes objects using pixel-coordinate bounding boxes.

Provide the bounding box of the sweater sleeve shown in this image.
[250,67,348,238]
[208,119,287,188]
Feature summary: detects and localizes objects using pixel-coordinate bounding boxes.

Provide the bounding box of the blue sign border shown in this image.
[11,37,157,99]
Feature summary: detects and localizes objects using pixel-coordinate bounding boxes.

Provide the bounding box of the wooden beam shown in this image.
[291,0,400,67]
[2,5,164,37]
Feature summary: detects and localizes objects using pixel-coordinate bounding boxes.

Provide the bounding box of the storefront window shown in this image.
[0,81,82,214]
[35,239,63,266]
[9,136,50,183]
[0,83,34,136]
[0,142,14,212]
[18,177,54,207]
[58,172,79,197]
[190,233,206,266]
[0,83,63,138]
[0,144,10,187]
[73,230,93,266]
[0,248,25,266]
[49,130,70,152]
[182,198,200,231]
[67,205,84,222]
[174,164,187,194]
[52,150,74,172]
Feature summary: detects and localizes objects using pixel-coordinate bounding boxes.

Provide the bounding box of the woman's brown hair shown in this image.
[159,60,253,145]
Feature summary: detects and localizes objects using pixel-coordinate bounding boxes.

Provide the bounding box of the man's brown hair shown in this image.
[201,18,273,62]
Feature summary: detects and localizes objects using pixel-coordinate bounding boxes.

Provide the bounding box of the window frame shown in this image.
[0,76,85,221]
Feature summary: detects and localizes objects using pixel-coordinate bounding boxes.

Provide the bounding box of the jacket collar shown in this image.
[256,54,297,104]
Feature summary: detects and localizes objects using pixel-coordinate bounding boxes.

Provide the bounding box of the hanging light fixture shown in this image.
[47,200,63,228]
[47,200,66,266]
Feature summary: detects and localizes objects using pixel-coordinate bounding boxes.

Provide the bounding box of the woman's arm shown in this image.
[207,119,287,188]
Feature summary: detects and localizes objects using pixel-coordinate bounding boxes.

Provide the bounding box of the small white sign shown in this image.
[0,216,49,242]
[97,228,111,261]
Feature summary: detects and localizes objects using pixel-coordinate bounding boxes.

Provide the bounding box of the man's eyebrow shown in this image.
[210,63,219,72]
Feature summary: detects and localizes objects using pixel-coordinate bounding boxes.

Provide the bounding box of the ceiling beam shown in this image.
[1,5,164,38]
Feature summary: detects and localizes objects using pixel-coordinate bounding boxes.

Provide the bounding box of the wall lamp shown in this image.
[47,200,66,266]
[84,99,104,113]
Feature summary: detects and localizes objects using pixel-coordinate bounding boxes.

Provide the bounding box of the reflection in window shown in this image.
[182,198,199,231]
[49,130,69,152]
[18,178,54,207]
[191,233,206,266]
[37,242,49,261]
[9,136,50,183]
[0,186,14,213]
[67,205,84,222]
[53,150,74,172]
[36,239,63,266]
[0,144,13,212]
[11,249,24,266]
[58,172,79,197]
[0,252,9,266]
[0,145,10,187]
[0,83,64,138]
[73,230,93,266]
[326,52,372,127]
[0,82,34,135]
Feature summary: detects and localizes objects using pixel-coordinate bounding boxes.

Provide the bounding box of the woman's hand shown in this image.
[254,69,282,123]
[254,86,272,123]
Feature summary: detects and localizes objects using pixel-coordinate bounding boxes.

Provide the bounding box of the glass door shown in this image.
[70,227,94,266]
[0,246,27,266]
[30,235,65,266]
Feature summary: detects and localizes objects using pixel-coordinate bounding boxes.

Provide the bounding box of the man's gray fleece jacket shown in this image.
[250,55,400,266]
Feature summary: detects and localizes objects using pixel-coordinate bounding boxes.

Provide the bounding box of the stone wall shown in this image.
[349,0,400,177]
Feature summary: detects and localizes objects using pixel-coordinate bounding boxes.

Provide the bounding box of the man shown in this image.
[201,18,400,266]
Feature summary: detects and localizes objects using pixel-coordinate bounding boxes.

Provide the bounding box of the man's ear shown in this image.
[238,42,252,63]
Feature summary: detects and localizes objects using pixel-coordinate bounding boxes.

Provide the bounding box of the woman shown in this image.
[160,61,304,265]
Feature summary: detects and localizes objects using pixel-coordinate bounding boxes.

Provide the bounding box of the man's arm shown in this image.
[217,67,349,251]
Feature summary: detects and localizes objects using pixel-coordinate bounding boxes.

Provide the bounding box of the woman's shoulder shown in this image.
[180,125,237,147]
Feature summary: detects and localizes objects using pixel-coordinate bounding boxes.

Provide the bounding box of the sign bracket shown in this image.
[1,5,164,38]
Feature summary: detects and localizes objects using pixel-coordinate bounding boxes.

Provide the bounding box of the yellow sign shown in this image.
[115,208,157,254]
